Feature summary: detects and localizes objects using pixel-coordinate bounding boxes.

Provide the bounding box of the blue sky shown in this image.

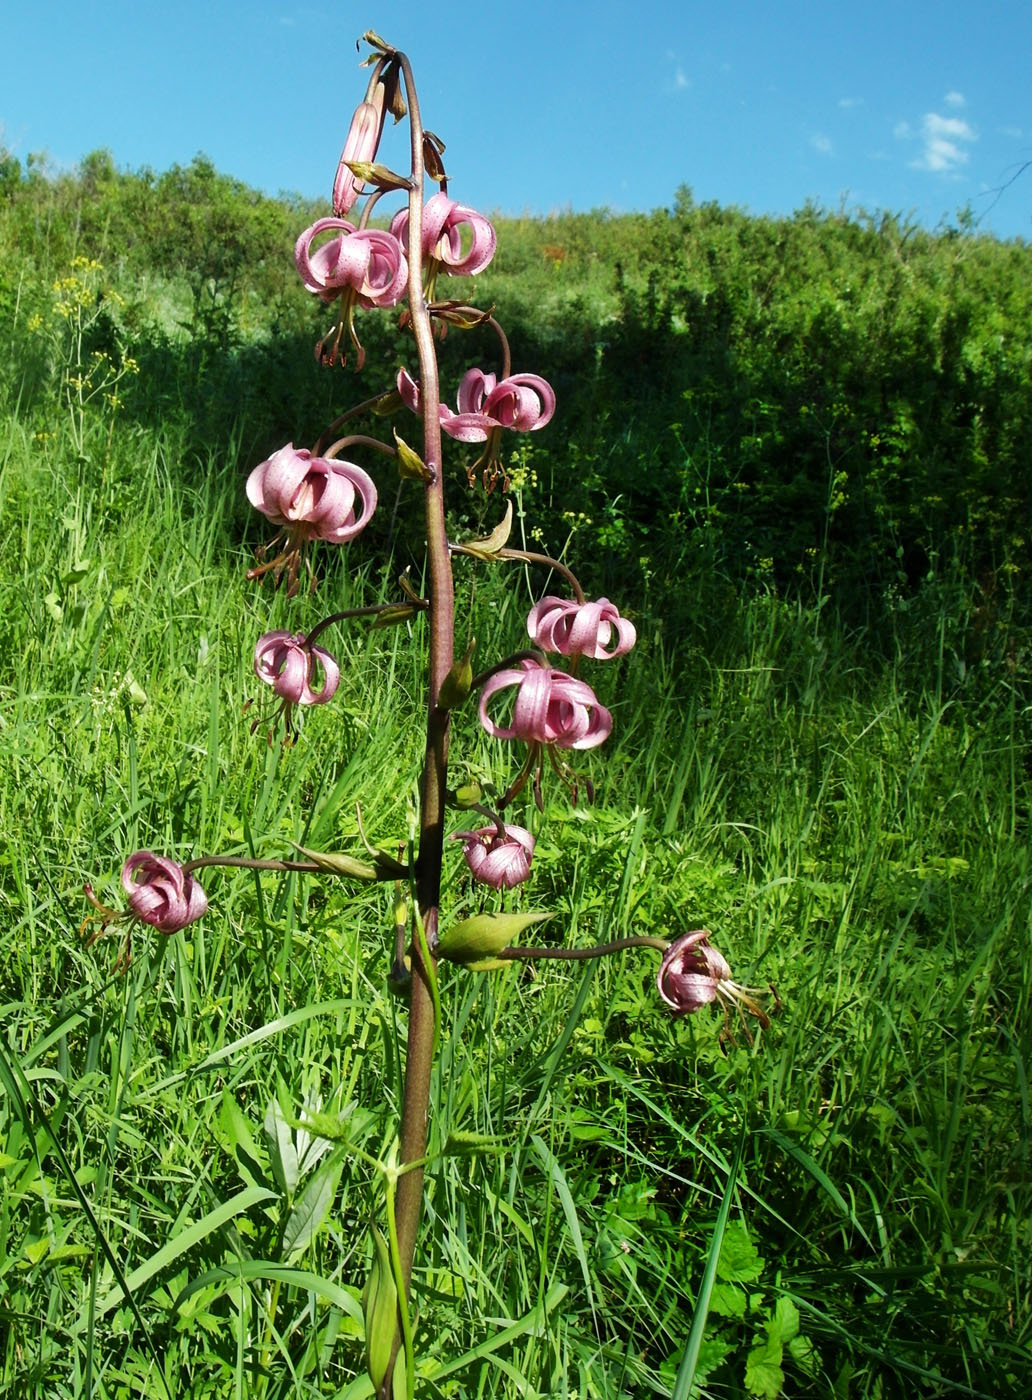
[3,1,1030,239]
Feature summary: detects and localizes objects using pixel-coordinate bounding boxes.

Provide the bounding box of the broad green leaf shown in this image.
[264,1098,298,1199]
[281,1157,342,1261]
[768,1294,800,1344]
[745,1332,784,1399]
[716,1219,765,1283]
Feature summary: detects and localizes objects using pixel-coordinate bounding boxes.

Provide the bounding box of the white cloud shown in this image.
[810,132,833,155]
[912,111,976,172]
[944,90,966,108]
[896,109,976,173]
[838,96,864,110]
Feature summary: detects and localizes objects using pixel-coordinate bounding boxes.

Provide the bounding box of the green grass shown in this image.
[2,286,1031,1400]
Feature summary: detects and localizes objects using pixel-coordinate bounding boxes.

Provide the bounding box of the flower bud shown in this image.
[362,1225,398,1391]
[438,910,551,968]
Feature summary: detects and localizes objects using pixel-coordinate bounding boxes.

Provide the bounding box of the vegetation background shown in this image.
[1,148,1030,1398]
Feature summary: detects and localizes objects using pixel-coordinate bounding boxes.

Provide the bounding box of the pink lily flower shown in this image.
[389,193,497,277]
[452,824,535,889]
[657,930,774,1045]
[479,659,612,750]
[527,597,637,660]
[332,89,386,216]
[121,852,208,934]
[295,219,407,307]
[397,366,556,443]
[252,630,340,741]
[246,444,377,545]
[254,631,340,707]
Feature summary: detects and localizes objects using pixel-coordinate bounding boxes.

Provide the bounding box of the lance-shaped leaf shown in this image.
[454,501,514,560]
[370,603,422,630]
[293,844,408,880]
[423,130,447,183]
[437,638,476,711]
[393,430,433,483]
[430,300,496,329]
[383,58,406,122]
[438,910,552,969]
[343,160,413,194]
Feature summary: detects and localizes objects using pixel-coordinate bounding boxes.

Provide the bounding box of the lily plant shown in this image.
[83,31,776,1398]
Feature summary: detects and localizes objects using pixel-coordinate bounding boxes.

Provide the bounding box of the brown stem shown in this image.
[306,600,427,649]
[182,855,322,875]
[495,548,586,605]
[322,433,397,461]
[311,390,400,457]
[498,935,670,961]
[391,46,453,1316]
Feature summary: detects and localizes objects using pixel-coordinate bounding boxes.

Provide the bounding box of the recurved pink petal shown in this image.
[452,824,534,889]
[390,194,497,276]
[527,597,636,660]
[121,852,208,934]
[456,368,496,416]
[484,374,555,431]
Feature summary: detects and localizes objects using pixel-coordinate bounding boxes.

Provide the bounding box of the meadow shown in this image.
[0,151,1030,1398]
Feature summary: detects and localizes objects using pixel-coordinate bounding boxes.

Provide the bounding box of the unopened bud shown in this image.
[447,783,483,810]
[362,1226,398,1391]
[438,911,552,969]
[437,638,476,711]
[294,844,408,881]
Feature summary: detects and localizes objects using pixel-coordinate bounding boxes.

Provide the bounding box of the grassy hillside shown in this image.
[1,153,1030,1398]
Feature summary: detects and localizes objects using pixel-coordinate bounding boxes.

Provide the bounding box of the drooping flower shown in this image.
[452,824,535,890]
[332,89,386,216]
[251,629,340,741]
[121,852,209,934]
[527,597,637,660]
[389,193,497,278]
[657,929,774,1045]
[248,444,377,543]
[479,659,612,750]
[295,219,408,308]
[399,367,555,443]
[245,445,378,593]
[254,631,340,706]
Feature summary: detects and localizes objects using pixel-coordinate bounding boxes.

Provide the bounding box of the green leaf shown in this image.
[264,1097,298,1199]
[281,1156,343,1261]
[219,1092,271,1196]
[745,1332,784,1399]
[393,430,432,483]
[716,1219,765,1283]
[709,1281,748,1318]
[437,638,476,711]
[767,1295,800,1345]
[457,501,514,559]
[93,1185,277,1316]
